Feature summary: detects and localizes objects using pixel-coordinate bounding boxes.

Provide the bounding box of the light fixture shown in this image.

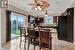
[38,6,42,10]
[34,4,42,11]
[37,16,40,21]
[28,0,49,11]
[35,7,38,10]
[45,10,48,17]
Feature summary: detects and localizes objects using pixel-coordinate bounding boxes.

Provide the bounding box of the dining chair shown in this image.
[19,27,27,49]
[27,28,38,50]
[39,28,52,50]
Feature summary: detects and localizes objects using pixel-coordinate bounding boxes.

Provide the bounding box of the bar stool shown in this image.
[19,27,27,49]
[27,28,38,50]
[39,28,52,50]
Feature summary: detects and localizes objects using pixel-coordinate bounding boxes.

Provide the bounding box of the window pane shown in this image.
[44,16,53,24]
[18,16,24,25]
[11,15,17,21]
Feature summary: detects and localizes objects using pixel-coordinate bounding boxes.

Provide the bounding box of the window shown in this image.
[44,16,53,24]
[30,16,35,23]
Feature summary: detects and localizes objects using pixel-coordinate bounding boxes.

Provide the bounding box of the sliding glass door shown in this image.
[11,12,24,39]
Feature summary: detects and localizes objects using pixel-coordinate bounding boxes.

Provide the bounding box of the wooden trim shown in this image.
[53,16,57,23]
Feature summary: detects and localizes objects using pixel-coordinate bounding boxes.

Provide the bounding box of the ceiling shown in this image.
[8,0,74,17]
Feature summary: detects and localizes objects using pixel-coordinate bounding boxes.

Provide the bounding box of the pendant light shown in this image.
[45,10,48,17]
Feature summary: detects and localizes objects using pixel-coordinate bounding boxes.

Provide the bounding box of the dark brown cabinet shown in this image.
[35,18,44,23]
[57,8,74,42]
[57,16,68,41]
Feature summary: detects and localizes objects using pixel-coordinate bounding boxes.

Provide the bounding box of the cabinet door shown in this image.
[57,16,68,41]
[57,8,74,43]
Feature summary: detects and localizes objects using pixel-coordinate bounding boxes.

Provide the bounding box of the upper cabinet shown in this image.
[35,18,44,23]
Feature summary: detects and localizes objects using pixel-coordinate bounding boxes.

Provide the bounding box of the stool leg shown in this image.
[28,37,30,50]
[39,42,41,50]
[51,39,52,50]
[24,36,26,49]
[20,36,22,47]
[49,41,50,50]
[34,39,35,50]
[49,39,52,50]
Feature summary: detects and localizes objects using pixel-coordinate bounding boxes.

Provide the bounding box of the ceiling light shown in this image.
[35,7,38,10]
[45,10,48,17]
[38,6,41,9]
[34,5,42,11]
[38,7,42,11]
[38,6,42,11]
[45,14,48,17]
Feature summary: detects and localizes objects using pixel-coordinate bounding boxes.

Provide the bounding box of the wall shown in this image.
[0,8,1,47]
[74,7,75,44]
[0,8,6,45]
[71,1,75,44]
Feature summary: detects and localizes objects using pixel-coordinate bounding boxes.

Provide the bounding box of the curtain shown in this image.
[6,10,11,42]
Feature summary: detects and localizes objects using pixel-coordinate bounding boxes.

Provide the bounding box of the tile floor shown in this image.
[2,33,75,50]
